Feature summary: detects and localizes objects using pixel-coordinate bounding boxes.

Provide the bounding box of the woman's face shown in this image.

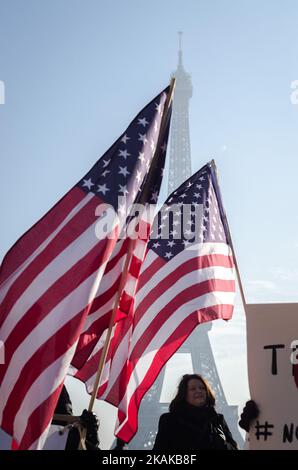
[186,378,207,407]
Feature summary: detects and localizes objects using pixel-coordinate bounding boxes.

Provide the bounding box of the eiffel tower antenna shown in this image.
[178,31,183,63]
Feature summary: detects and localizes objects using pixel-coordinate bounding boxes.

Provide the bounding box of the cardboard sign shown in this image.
[246,303,298,449]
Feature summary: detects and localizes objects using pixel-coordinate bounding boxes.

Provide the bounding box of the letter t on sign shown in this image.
[264,344,285,375]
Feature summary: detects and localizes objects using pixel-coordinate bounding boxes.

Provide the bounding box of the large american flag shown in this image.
[0,85,172,450]
[71,161,236,443]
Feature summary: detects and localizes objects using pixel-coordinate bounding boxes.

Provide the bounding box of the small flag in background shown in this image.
[0,85,172,449]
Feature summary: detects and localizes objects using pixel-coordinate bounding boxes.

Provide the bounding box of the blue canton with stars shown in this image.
[148,162,230,261]
[78,87,170,218]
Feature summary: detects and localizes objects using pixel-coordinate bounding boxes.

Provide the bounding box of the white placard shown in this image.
[246,303,298,449]
[42,425,68,450]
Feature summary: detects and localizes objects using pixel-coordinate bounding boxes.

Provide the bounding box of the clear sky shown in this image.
[1,0,298,449]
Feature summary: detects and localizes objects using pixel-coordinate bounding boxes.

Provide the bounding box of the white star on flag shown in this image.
[119,149,131,159]
[138,152,145,163]
[118,184,129,195]
[121,134,130,144]
[138,117,149,127]
[136,170,142,182]
[118,166,130,177]
[82,178,94,190]
[97,184,109,195]
[138,133,148,144]
[155,102,162,114]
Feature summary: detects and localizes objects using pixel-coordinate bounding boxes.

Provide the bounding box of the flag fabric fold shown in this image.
[0,85,172,449]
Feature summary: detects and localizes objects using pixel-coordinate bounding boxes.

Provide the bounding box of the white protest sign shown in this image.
[42,425,68,450]
[246,303,298,449]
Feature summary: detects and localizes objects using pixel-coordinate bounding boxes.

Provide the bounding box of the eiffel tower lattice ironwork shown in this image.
[127,33,244,450]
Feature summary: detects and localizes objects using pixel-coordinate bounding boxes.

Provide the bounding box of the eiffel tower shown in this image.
[128,33,244,450]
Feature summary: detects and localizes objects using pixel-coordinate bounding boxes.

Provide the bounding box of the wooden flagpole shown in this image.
[211,159,247,309]
[86,78,176,416]
[86,243,132,412]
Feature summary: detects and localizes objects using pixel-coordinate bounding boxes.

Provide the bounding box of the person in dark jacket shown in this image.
[153,374,238,451]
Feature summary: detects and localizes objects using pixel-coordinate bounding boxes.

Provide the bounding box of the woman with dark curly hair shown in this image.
[153,374,238,451]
